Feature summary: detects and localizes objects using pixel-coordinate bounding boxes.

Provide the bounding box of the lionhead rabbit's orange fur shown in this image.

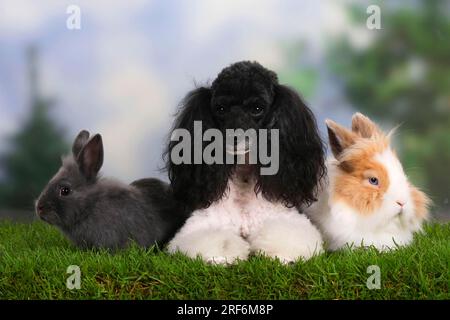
[305,113,431,251]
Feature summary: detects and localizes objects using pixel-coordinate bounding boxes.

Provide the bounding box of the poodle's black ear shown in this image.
[165,87,231,212]
[258,85,326,208]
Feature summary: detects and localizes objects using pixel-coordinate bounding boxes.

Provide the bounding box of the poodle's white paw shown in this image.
[249,214,324,262]
[274,256,297,265]
[168,228,250,264]
[206,256,229,265]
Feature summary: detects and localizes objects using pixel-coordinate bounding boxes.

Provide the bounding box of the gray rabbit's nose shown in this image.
[36,203,45,215]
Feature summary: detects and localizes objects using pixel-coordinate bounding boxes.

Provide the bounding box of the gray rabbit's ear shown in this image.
[73,130,90,157]
[77,134,104,180]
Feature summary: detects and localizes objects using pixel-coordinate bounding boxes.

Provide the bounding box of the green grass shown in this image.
[0,221,448,299]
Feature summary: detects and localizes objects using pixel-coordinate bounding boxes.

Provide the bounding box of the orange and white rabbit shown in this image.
[305,113,431,251]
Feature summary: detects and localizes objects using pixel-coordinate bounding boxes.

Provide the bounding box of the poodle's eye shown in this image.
[59,186,71,196]
[368,177,379,186]
[216,105,226,115]
[251,105,264,116]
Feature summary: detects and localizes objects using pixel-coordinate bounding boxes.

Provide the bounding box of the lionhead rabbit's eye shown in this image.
[369,177,379,186]
[60,186,71,196]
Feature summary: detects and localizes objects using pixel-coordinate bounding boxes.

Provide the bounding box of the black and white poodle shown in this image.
[166,61,325,264]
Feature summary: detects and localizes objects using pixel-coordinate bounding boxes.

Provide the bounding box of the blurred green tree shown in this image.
[327,0,450,213]
[0,46,68,211]
[278,42,319,99]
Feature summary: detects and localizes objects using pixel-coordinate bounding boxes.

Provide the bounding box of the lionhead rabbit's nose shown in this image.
[396,201,406,207]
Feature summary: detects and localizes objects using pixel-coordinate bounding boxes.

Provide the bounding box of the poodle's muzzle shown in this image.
[217,107,262,156]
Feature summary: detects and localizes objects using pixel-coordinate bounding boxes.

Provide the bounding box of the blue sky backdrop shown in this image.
[0,0,380,181]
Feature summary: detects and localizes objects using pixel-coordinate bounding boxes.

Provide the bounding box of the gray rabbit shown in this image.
[36,130,187,250]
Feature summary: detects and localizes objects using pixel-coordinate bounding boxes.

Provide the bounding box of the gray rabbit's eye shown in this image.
[60,186,71,196]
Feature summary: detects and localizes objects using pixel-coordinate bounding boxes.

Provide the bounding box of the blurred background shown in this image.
[0,0,448,221]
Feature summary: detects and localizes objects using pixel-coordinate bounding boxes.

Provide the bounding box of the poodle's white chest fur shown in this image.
[169,174,324,264]
[194,177,292,238]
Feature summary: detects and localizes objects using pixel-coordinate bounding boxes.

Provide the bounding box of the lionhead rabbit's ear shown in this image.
[77,134,104,180]
[72,130,90,157]
[326,119,357,159]
[351,112,382,138]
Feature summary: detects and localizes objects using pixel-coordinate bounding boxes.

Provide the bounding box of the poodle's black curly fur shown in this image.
[165,61,326,212]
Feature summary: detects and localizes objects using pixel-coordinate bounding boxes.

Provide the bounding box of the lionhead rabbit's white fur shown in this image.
[305,113,430,251]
